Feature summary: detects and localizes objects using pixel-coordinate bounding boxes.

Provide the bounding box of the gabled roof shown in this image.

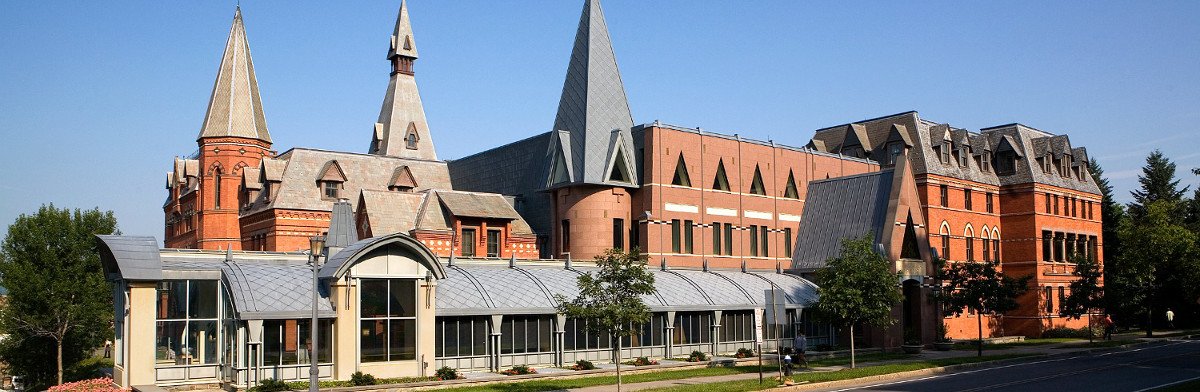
[436,190,523,220]
[546,0,638,188]
[241,167,262,190]
[790,170,894,271]
[197,8,271,143]
[390,166,417,188]
[358,190,427,236]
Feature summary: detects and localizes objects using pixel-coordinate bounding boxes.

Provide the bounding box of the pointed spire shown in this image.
[197,7,271,143]
[369,0,437,160]
[546,0,636,187]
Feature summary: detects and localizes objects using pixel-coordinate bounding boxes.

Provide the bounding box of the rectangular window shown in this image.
[1045,286,1054,313]
[1045,193,1052,213]
[361,279,417,363]
[712,222,721,255]
[486,229,501,257]
[1054,232,1064,262]
[724,223,733,256]
[672,312,711,344]
[760,226,769,258]
[435,316,489,358]
[214,174,221,209]
[461,228,477,257]
[964,189,973,210]
[500,315,553,354]
[966,237,975,261]
[941,235,950,261]
[684,220,694,254]
[630,221,640,251]
[323,181,340,199]
[155,280,221,366]
[981,153,991,173]
[940,185,949,207]
[671,219,681,253]
[612,218,624,250]
[1072,198,1078,217]
[982,238,991,262]
[986,193,994,213]
[993,239,1000,262]
[564,318,611,351]
[263,319,333,365]
[1058,287,1066,309]
[749,225,759,257]
[1054,195,1060,215]
[1042,231,1052,261]
[784,228,793,258]
[561,220,570,253]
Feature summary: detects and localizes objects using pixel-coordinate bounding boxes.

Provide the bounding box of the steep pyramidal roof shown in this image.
[197,7,271,143]
[545,0,637,188]
[369,0,437,160]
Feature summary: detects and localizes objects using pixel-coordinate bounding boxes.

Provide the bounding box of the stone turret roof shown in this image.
[545,0,638,189]
[388,0,418,59]
[369,0,437,160]
[197,7,271,143]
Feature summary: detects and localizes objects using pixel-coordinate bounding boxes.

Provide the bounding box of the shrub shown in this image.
[936,322,952,343]
[904,327,921,345]
[735,348,756,358]
[500,364,537,376]
[48,378,123,392]
[687,350,708,362]
[1042,326,1091,339]
[631,356,659,366]
[435,366,461,381]
[572,359,596,370]
[249,378,290,392]
[351,371,377,386]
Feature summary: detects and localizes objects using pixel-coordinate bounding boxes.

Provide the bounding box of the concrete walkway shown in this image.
[564,330,1198,392]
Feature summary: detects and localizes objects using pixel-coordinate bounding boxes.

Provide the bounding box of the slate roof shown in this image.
[244,148,451,214]
[790,170,894,271]
[151,250,334,320]
[197,8,270,143]
[979,124,1101,194]
[437,191,523,220]
[448,132,555,239]
[435,262,818,316]
[359,190,428,235]
[369,0,436,159]
[95,235,163,281]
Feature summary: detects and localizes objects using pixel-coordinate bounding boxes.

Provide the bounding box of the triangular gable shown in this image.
[390,166,417,190]
[318,160,347,182]
[671,153,691,187]
[783,170,799,199]
[879,154,932,269]
[749,165,766,195]
[545,131,574,187]
[886,124,913,147]
[841,124,869,149]
[713,159,730,191]
[995,135,1022,157]
[603,132,637,185]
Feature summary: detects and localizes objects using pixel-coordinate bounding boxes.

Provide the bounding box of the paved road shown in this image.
[813,339,1200,392]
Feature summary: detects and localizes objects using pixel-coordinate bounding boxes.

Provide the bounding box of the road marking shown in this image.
[824,340,1196,392]
[1132,375,1200,392]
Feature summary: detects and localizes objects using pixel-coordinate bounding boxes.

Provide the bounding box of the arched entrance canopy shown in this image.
[318,232,446,280]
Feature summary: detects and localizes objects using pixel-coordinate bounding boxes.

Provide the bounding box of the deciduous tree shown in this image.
[933,258,1029,357]
[812,235,902,368]
[1060,253,1104,342]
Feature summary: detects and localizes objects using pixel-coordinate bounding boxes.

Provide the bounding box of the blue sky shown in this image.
[1,1,1198,239]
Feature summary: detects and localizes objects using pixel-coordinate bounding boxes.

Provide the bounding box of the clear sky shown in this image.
[1,1,1198,240]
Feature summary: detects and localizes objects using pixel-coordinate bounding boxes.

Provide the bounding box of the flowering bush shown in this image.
[48,378,124,392]
[735,347,755,358]
[435,366,463,380]
[687,350,708,362]
[631,356,659,366]
[571,359,596,370]
[500,364,537,376]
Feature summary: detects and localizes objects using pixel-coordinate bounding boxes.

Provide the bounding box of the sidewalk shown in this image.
[565,330,1199,392]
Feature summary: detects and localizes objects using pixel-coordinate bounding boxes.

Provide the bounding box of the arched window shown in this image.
[405,123,419,150]
[991,229,1001,262]
[981,227,991,262]
[939,222,951,261]
[964,225,975,262]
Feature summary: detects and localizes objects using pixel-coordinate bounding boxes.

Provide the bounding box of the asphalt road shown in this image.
[815,339,1200,392]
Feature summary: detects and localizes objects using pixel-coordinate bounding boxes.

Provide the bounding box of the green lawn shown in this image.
[641,354,1036,392]
[806,352,914,367]
[953,338,1081,350]
[435,366,764,392]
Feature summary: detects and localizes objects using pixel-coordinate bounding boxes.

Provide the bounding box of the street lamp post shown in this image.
[309,235,325,392]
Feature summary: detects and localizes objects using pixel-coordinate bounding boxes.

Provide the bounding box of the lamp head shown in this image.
[309,235,326,256]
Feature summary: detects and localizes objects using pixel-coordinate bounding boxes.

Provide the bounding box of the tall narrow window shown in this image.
[749,225,758,256]
[671,219,681,253]
[405,123,419,150]
[981,153,992,173]
[1044,286,1054,313]
[461,228,477,257]
[612,218,625,250]
[784,228,793,258]
[940,185,949,207]
[1058,286,1066,309]
[214,172,222,209]
[982,237,991,262]
[1045,193,1052,213]
[724,223,733,256]
[965,236,975,262]
[1042,231,1052,261]
[749,166,766,195]
[783,171,799,199]
[486,229,501,257]
[712,222,721,255]
[560,220,570,253]
[986,193,994,213]
[630,221,640,251]
[712,159,730,191]
[964,189,973,210]
[760,226,769,258]
[886,142,904,165]
[993,238,1000,262]
[941,234,950,261]
[683,220,694,254]
[360,279,417,362]
[1053,195,1060,215]
[671,154,691,187]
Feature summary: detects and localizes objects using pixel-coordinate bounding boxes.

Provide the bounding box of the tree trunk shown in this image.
[1145,305,1153,338]
[615,336,623,392]
[57,337,64,385]
[1088,314,1094,343]
[977,312,983,357]
[849,324,856,369]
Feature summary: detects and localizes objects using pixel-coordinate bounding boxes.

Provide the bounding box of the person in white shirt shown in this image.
[1166,309,1175,329]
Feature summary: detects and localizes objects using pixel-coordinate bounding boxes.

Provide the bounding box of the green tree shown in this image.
[1108,201,1199,335]
[812,235,902,368]
[933,258,1029,357]
[1060,253,1104,342]
[1129,150,1187,221]
[556,248,656,392]
[0,205,117,387]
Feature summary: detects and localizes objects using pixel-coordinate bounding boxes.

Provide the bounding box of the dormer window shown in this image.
[959,148,971,167]
[980,153,992,173]
[842,146,865,159]
[939,145,951,164]
[885,142,904,165]
[1042,157,1053,174]
[405,123,419,150]
[317,160,348,200]
[995,151,1016,175]
[322,181,341,199]
[390,166,418,192]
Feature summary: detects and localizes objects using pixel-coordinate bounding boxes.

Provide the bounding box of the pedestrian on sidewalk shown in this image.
[782,351,793,377]
[1103,314,1115,340]
[793,333,809,368]
[1166,309,1175,329]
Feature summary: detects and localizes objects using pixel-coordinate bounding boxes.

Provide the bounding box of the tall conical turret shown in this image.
[197,7,271,143]
[545,0,637,188]
[369,0,438,160]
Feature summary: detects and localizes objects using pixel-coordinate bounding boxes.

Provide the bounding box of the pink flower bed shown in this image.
[48,377,125,392]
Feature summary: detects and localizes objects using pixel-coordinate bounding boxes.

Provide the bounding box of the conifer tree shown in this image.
[1129,150,1187,221]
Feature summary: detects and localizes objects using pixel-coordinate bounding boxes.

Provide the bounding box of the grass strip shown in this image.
[641,353,1036,392]
[436,366,763,392]
[953,337,1081,350]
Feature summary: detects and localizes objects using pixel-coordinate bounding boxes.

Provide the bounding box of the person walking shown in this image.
[793,332,809,368]
[1103,314,1115,340]
[782,350,793,377]
[1166,309,1175,329]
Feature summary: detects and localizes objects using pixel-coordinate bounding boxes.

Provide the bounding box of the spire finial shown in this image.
[197,4,271,144]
